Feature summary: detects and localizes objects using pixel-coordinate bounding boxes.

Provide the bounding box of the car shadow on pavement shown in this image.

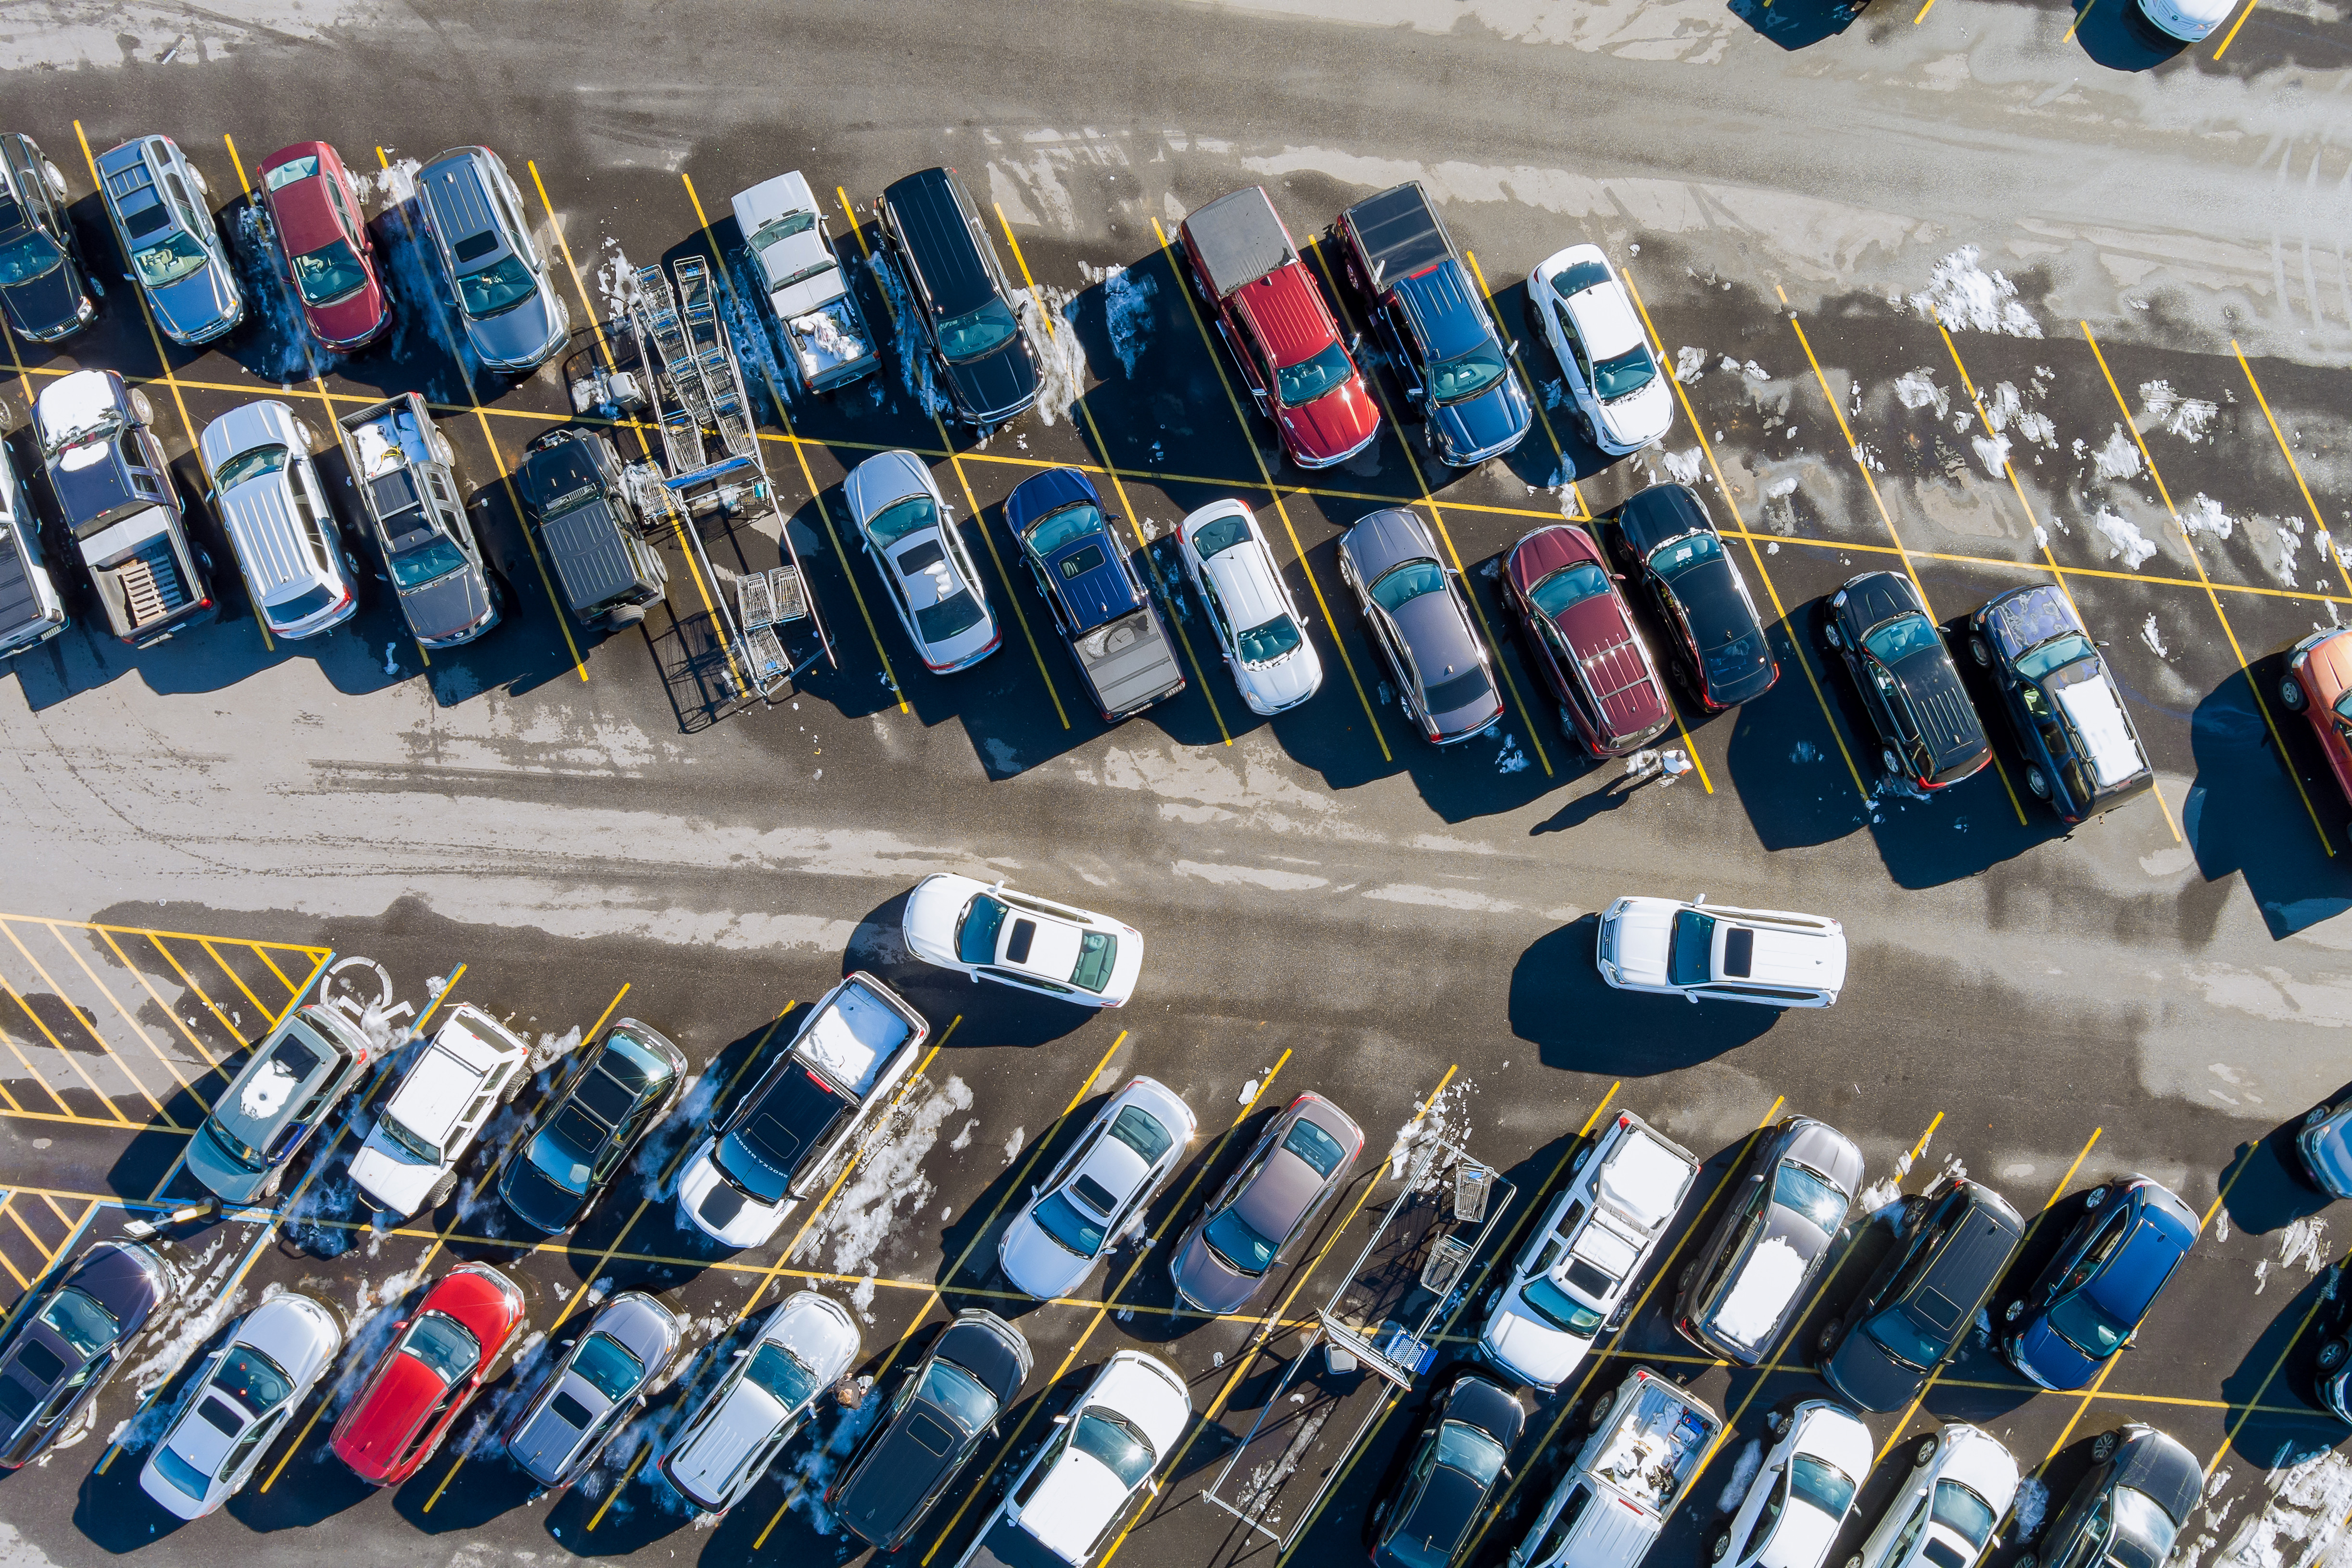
[2217,1111,2341,1240]
[2185,663,2352,939]
[2074,0,2192,70]
[1510,917,1781,1075]
[1721,621,1872,852]
[2217,1261,2351,1473]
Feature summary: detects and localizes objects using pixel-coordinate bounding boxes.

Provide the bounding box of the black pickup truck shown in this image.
[1333,182,1531,468]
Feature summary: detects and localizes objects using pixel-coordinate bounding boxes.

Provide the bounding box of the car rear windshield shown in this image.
[1429,341,1507,405]
[1438,1420,1507,1486]
[1424,668,1493,717]
[1203,1207,1279,1277]
[1932,1480,1997,1549]
[391,537,468,591]
[1648,530,1721,578]
[1519,1274,1605,1337]
[957,894,1008,967]
[1863,613,1943,666]
[867,494,937,549]
[914,589,987,645]
[1073,1408,1157,1489]
[1283,1118,1348,1177]
[2017,632,2095,683]
[1788,1454,1856,1521]
[1025,502,1102,557]
[152,1443,212,1500]
[746,1340,820,1408]
[1031,1190,1107,1259]
[1593,343,1657,402]
[457,253,537,317]
[291,238,367,306]
[402,1312,481,1384]
[572,1331,644,1402]
[270,583,339,624]
[263,156,320,192]
[1772,1162,1849,1232]
[1370,559,1445,614]
[921,1356,999,1432]
[937,296,1019,363]
[1108,1105,1174,1162]
[2047,1290,2132,1360]
[1276,340,1353,407]
[1668,910,1716,987]
[211,1345,293,1414]
[1864,1307,1946,1372]
[0,229,63,288]
[1238,612,1303,668]
[1192,515,1251,559]
[1530,562,1609,620]
[132,231,209,289]
[39,1287,119,1356]
[1070,931,1118,994]
[1705,631,1770,690]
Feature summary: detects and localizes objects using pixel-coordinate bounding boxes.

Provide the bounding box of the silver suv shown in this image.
[415,147,569,373]
[95,135,242,346]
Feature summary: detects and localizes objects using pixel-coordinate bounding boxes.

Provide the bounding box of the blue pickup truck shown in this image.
[1003,468,1186,723]
[1334,181,1531,468]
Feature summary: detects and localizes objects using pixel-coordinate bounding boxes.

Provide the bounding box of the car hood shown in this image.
[1480,1301,1586,1387]
[1,262,81,337]
[149,263,239,341]
[500,1155,588,1234]
[1595,377,1674,450]
[349,1133,441,1217]
[1000,1214,1092,1299]
[1756,1502,1839,1568]
[677,1140,789,1248]
[942,338,1039,424]
[846,449,933,519]
[1891,647,1988,768]
[1171,1226,1259,1315]
[398,563,493,645]
[1016,1450,1128,1562]
[1603,898,1677,987]
[1004,466,1098,533]
[1822,1328,1923,1412]
[2012,1315,2099,1389]
[186,1122,272,1204]
[1430,376,1530,465]
[901,873,983,968]
[464,289,562,368]
[1277,377,1379,462]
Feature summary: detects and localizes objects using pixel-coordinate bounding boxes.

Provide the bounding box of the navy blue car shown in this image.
[2000,1176,2196,1391]
[1968,585,2153,823]
[1002,467,1186,723]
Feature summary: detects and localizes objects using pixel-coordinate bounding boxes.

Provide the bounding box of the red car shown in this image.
[329,1263,526,1487]
[256,141,388,352]
[2284,628,2352,819]
[1178,186,1378,469]
[1504,524,1673,757]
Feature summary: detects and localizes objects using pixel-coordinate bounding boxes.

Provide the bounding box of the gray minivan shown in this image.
[0,443,67,658]
[187,1001,376,1204]
[415,147,570,374]
[95,135,242,346]
[517,430,666,628]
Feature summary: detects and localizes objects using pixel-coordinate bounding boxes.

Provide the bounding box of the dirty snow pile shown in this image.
[596,240,645,333]
[788,309,870,382]
[1718,1438,1765,1513]
[1081,260,1159,379]
[870,254,950,418]
[1894,368,1949,420]
[796,1074,975,1315]
[1015,283,1087,428]
[1674,346,1707,383]
[2090,509,2158,571]
[2093,426,2145,482]
[1385,1078,1476,1189]
[1904,245,2042,338]
[2143,615,2170,658]
[2142,379,2219,444]
[2214,1451,2352,1568]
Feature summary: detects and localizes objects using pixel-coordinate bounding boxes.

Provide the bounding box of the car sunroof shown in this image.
[1722,926,1755,978]
[1005,919,1037,964]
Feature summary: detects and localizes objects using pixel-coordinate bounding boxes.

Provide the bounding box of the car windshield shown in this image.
[1031,1190,1109,1259]
[1648,530,1722,578]
[1519,1273,1606,1337]
[211,1346,293,1414]
[1789,1454,1857,1521]
[1865,1307,1947,1372]
[402,1311,482,1384]
[1932,1480,1997,1549]
[1706,632,1770,688]
[1071,931,1118,994]
[2018,632,2097,683]
[213,443,288,493]
[379,1113,445,1164]
[1437,1420,1507,1487]
[1277,340,1354,407]
[1593,343,1658,402]
[1192,515,1252,558]
[290,238,368,306]
[1773,1161,1849,1232]
[745,1340,820,1408]
[1667,909,1716,986]
[132,230,210,289]
[1429,341,1508,404]
[263,156,320,192]
[1025,502,1103,557]
[391,537,468,591]
[938,296,1020,363]
[751,213,835,288]
[0,228,63,288]
[38,1287,119,1356]
[1237,612,1303,667]
[1864,613,1943,666]
[1073,1408,1158,1489]
[1370,559,1446,614]
[1530,562,1610,620]
[2110,1487,2179,1567]
[921,1357,1000,1432]
[2048,1290,2134,1360]
[866,494,937,548]
[956,893,1009,967]
[571,1332,644,1402]
[457,253,538,317]
[1203,1207,1280,1277]
[915,590,987,645]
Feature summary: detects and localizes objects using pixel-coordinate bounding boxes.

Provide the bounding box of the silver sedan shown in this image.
[659,1290,857,1517]
[1337,508,1502,745]
[139,1294,344,1520]
[505,1290,683,1490]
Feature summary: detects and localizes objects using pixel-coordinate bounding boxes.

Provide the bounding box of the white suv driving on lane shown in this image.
[1595,895,1846,1008]
[349,1003,530,1216]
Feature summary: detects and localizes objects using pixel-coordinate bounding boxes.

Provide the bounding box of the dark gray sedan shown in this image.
[1170,1092,1364,1315]
[504,1290,683,1490]
[1338,508,1503,745]
[499,1019,688,1234]
[1672,1117,1864,1366]
[1370,1375,1525,1568]
[2016,1425,2200,1568]
[828,1309,1032,1549]
[0,1239,172,1468]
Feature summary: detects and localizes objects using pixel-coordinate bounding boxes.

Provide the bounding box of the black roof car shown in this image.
[1608,484,1776,710]
[829,1310,1033,1550]
[876,167,1039,428]
[1370,1376,1526,1568]
[517,430,667,627]
[1823,571,1991,791]
[1816,1175,2024,1411]
[0,1240,172,1469]
[1968,584,2152,821]
[2016,1425,2200,1568]
[499,1019,687,1234]
[1674,1117,1865,1366]
[0,132,94,344]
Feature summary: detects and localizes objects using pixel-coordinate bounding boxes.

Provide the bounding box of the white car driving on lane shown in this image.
[139,1293,344,1519]
[1528,246,1672,457]
[1710,1400,1873,1568]
[1848,1423,2019,1568]
[904,873,1144,1009]
[847,449,999,674]
[999,1078,1194,1301]
[1176,499,1323,716]
[1596,895,1846,1009]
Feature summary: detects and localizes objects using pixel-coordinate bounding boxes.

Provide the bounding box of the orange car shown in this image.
[2283,630,2352,815]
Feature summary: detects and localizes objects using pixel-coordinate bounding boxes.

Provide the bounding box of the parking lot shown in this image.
[4,4,2352,1568]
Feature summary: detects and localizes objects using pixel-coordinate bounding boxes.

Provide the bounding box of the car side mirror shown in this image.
[1348,332,1363,353]
[1507,339,1523,358]
[1052,1413,1070,1426]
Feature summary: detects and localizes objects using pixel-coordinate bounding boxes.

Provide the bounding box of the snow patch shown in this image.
[1082,261,1158,379]
[1674,346,1706,383]
[2217,1451,2352,1568]
[1718,1439,1765,1514]
[1895,368,1949,420]
[1019,285,1087,428]
[2142,615,2169,659]
[1003,1126,1027,1163]
[1905,244,2042,337]
[2141,380,2220,444]
[1972,434,2012,478]
[2181,493,2236,542]
[798,1074,975,1279]
[2093,427,2145,482]
[2280,1216,2331,1278]
[2091,509,2157,571]
[1662,447,1705,486]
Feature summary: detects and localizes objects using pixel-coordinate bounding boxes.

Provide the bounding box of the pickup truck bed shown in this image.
[0,526,42,647]
[1342,182,1452,290]
[1073,606,1184,721]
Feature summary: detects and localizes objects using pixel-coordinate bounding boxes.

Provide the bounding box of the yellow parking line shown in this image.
[526,159,621,378]
[145,933,241,1044]
[248,942,298,997]
[5,921,171,1122]
[0,1021,62,1116]
[0,916,324,960]
[1306,240,1553,777]
[995,204,1231,746]
[2234,343,2352,602]
[42,922,208,1112]
[2063,0,2095,40]
[2,1200,54,1264]
[2205,1238,2352,1475]
[584,1445,652,1530]
[196,936,269,1016]
[2213,0,2258,53]
[0,965,135,1126]
[1149,215,1392,761]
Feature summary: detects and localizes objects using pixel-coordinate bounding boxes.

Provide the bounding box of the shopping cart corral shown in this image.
[1199,1134,1516,1552]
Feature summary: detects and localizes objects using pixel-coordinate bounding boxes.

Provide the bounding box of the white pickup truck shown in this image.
[730,171,878,394]
[1510,1367,1721,1568]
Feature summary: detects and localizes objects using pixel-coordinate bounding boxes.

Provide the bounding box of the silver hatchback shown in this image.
[415,147,570,373]
[659,1290,857,1516]
[505,1290,683,1490]
[95,135,242,346]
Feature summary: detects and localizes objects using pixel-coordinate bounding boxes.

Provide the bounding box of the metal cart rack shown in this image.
[1200,1134,1517,1550]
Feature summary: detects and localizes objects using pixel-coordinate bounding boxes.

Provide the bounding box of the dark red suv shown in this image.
[256,141,388,352]
[1504,524,1672,757]
[329,1263,527,1487]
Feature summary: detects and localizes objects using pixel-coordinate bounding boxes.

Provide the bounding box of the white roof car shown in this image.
[139,1293,343,1520]
[847,449,999,674]
[1710,1400,1874,1568]
[1176,499,1323,716]
[1849,1423,2019,1568]
[729,170,875,392]
[348,1003,531,1218]
[903,873,1145,1009]
[2133,0,2232,38]
[1480,1112,1697,1389]
[1528,246,1672,458]
[999,1078,1195,1300]
[1596,896,1846,1008]
[198,399,356,640]
[960,1351,1191,1568]
[660,1290,857,1517]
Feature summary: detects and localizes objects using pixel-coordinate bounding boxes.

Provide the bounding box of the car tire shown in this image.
[1822,620,1842,649]
[606,603,648,630]
[42,160,69,200]
[256,1168,283,1202]
[2090,1430,2119,1462]
[296,418,320,453]
[2004,1298,2025,1323]
[1711,1530,1732,1564]
[2085,1185,2109,1209]
[2320,1338,2351,1373]
[1881,746,1902,778]
[1586,1386,1617,1429]
[426,1171,458,1209]
[2025,764,2052,799]
[1846,1556,1865,1568]
[2308,1104,2334,1129]
[2283,676,2309,712]
[128,388,154,426]
[500,1073,524,1106]
[1970,635,1993,668]
[1915,1435,1938,1467]
[190,164,210,197]
[1818,1321,1841,1354]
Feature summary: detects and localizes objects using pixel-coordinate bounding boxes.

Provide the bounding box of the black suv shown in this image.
[0,133,94,343]
[1822,569,1992,792]
[1816,1173,2024,1410]
[516,430,667,630]
[875,167,1039,427]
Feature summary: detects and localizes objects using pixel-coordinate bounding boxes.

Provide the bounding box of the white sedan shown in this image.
[1596,895,1846,1009]
[1849,1423,2019,1568]
[903,873,1144,1009]
[1710,1399,1873,1568]
[1176,499,1322,716]
[1528,246,1672,457]
[139,1293,344,1519]
[847,449,999,674]
[999,1078,1194,1301]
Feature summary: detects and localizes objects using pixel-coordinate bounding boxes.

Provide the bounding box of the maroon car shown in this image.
[1504,524,1673,756]
[256,141,388,352]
